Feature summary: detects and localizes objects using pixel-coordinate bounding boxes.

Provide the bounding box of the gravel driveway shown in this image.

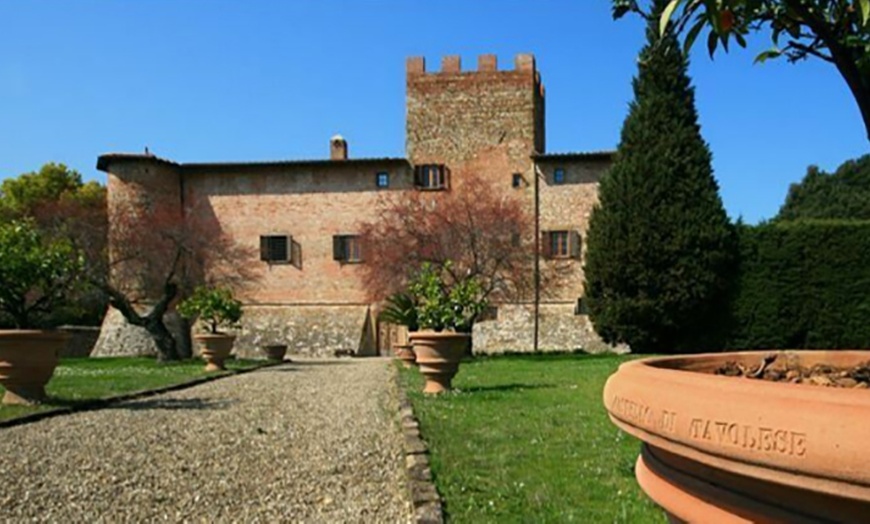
[0,358,413,523]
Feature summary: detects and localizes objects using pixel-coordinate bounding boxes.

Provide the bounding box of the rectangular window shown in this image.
[376,172,390,188]
[414,164,448,190]
[554,168,566,185]
[333,235,363,263]
[260,235,290,263]
[542,230,581,259]
[512,173,524,188]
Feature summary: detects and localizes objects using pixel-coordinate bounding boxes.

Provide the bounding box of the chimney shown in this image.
[330,135,348,160]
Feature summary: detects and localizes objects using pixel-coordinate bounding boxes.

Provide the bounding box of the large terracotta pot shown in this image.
[261,344,288,362]
[0,330,70,405]
[603,351,870,523]
[393,343,416,369]
[194,333,235,371]
[409,331,470,394]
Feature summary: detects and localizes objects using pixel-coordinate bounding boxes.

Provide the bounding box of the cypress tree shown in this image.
[584,4,736,354]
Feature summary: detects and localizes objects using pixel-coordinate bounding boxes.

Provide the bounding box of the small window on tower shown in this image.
[554,168,566,185]
[414,164,448,190]
[376,172,390,188]
[512,173,524,188]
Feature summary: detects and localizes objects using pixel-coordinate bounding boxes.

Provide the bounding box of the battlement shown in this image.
[407,53,538,77]
[406,52,546,162]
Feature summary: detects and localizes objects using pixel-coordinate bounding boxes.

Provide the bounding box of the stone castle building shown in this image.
[93,54,616,357]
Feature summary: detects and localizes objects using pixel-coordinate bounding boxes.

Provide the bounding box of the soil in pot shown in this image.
[714,352,870,388]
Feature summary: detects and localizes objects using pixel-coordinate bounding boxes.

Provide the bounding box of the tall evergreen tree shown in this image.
[584,4,736,354]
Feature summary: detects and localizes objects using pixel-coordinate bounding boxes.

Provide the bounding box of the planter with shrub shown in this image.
[0,220,81,404]
[406,262,486,394]
[178,286,243,371]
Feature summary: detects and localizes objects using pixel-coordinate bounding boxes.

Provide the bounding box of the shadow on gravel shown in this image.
[110,397,237,411]
[286,360,357,366]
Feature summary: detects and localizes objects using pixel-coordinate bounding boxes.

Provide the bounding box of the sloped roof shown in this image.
[532,151,615,161]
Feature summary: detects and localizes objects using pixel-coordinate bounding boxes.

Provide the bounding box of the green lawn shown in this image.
[398,353,665,523]
[0,356,266,422]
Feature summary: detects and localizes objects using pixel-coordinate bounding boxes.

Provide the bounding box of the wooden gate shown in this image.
[377,321,408,356]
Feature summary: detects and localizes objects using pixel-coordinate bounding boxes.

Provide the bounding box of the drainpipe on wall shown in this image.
[534,164,542,353]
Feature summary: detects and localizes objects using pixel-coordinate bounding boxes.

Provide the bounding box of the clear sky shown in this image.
[1,1,866,223]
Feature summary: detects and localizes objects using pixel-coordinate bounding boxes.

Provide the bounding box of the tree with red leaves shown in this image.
[359,178,535,312]
[97,197,259,361]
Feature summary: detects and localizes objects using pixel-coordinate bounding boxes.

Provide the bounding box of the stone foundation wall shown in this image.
[472,303,628,355]
[92,307,188,358]
[94,304,377,359]
[57,326,101,358]
[233,304,377,358]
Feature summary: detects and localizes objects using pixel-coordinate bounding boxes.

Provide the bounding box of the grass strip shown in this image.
[398,353,665,523]
[0,356,274,425]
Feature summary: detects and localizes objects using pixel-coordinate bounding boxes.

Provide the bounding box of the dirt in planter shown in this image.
[715,353,870,389]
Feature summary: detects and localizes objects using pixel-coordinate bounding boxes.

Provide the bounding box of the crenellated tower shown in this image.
[406,53,545,172]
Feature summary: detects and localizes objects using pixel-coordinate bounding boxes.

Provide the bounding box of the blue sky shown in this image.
[1,1,866,223]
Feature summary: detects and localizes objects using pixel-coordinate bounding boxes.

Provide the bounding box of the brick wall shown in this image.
[182,161,411,305]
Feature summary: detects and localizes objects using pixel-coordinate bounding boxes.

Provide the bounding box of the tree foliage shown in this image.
[0,163,108,326]
[776,154,870,220]
[729,220,870,349]
[97,198,259,361]
[358,177,536,306]
[407,262,487,333]
[614,0,870,141]
[0,220,83,329]
[177,286,243,335]
[584,4,737,353]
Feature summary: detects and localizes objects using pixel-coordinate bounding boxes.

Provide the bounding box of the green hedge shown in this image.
[729,220,870,349]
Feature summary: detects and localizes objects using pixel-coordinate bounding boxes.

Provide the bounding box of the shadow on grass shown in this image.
[472,351,625,364]
[458,383,556,394]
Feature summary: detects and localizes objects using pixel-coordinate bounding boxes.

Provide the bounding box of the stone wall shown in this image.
[233,304,377,358]
[406,53,542,164]
[472,303,628,355]
[91,307,187,358]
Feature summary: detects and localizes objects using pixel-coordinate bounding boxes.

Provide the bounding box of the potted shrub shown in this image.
[0,220,81,404]
[260,343,288,362]
[252,334,289,362]
[604,351,870,522]
[178,286,242,371]
[378,292,419,368]
[407,262,487,394]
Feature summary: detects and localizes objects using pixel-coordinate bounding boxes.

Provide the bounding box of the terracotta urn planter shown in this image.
[603,351,870,523]
[194,333,235,372]
[261,344,288,362]
[0,330,70,405]
[393,343,416,369]
[409,331,470,394]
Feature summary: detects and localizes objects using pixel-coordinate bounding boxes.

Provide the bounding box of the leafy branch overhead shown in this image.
[613,0,870,141]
